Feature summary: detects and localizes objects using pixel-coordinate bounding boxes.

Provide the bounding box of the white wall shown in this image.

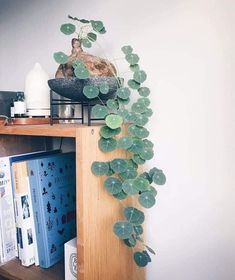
[0,0,234,279]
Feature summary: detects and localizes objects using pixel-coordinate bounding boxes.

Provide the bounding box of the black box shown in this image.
[0,91,18,117]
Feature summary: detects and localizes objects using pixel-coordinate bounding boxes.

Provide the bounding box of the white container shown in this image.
[24,63,50,117]
[65,237,77,280]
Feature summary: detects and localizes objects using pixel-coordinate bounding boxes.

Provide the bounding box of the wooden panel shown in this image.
[76,126,145,280]
[0,259,64,280]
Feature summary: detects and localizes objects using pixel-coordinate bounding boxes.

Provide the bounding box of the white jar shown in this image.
[24,63,50,117]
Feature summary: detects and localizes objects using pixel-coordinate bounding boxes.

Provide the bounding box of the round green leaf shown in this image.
[100,126,121,139]
[60,23,76,35]
[118,137,133,149]
[91,104,108,118]
[142,250,152,262]
[72,59,86,68]
[140,172,152,184]
[142,108,153,117]
[113,190,128,200]
[134,177,150,191]
[143,139,154,148]
[117,108,129,118]
[91,20,104,32]
[133,114,149,126]
[152,171,166,185]
[110,158,128,173]
[134,225,143,236]
[125,112,137,123]
[99,83,109,94]
[133,252,148,267]
[147,186,158,197]
[82,38,92,48]
[122,179,138,195]
[83,85,99,99]
[119,166,138,180]
[125,53,139,65]
[128,125,138,136]
[128,79,140,90]
[74,65,90,79]
[128,139,144,154]
[91,161,109,176]
[124,238,136,247]
[116,87,131,99]
[139,148,154,160]
[105,114,123,129]
[133,126,150,139]
[99,27,106,34]
[138,97,151,107]
[134,70,147,83]
[117,97,130,105]
[149,167,162,178]
[138,192,156,208]
[106,99,118,110]
[121,45,133,55]
[53,52,68,64]
[132,154,146,165]
[104,177,122,194]
[113,221,133,240]
[130,64,140,73]
[131,102,146,114]
[124,207,145,225]
[98,137,117,152]
[138,87,150,97]
[87,32,97,42]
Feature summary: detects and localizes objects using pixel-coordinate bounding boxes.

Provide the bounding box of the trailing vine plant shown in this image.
[54,16,166,268]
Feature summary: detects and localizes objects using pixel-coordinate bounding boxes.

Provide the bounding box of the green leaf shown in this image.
[79,18,90,23]
[124,237,136,247]
[143,139,154,149]
[139,148,154,160]
[121,45,133,55]
[125,53,139,65]
[145,245,156,255]
[142,108,153,117]
[138,97,151,107]
[130,64,140,73]
[98,137,117,152]
[117,108,129,118]
[133,70,147,84]
[138,87,150,97]
[72,59,86,68]
[110,158,128,173]
[100,126,121,139]
[116,87,131,99]
[152,171,166,185]
[134,225,143,236]
[118,137,133,149]
[104,177,122,194]
[87,32,97,42]
[91,161,109,176]
[99,83,109,94]
[133,252,148,267]
[105,114,123,129]
[132,154,146,165]
[113,221,133,240]
[124,207,145,225]
[136,235,144,243]
[60,23,76,35]
[53,52,68,64]
[82,38,92,48]
[91,20,104,32]
[74,65,90,79]
[147,186,158,197]
[83,85,99,99]
[142,250,152,262]
[149,167,162,178]
[91,104,108,118]
[140,172,152,184]
[133,126,150,139]
[106,99,118,110]
[133,114,149,126]
[128,79,140,90]
[128,139,144,154]
[134,177,150,191]
[113,190,128,200]
[131,102,147,114]
[119,166,138,180]
[138,192,156,208]
[117,97,130,105]
[99,27,106,34]
[125,112,137,123]
[122,179,138,195]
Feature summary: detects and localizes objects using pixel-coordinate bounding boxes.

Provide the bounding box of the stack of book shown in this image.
[0,150,76,268]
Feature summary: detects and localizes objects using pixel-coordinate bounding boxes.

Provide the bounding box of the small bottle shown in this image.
[10,98,15,118]
[14,92,26,118]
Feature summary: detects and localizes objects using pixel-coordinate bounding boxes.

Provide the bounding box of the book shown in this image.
[27,152,76,268]
[11,150,60,266]
[0,150,60,265]
[65,237,77,280]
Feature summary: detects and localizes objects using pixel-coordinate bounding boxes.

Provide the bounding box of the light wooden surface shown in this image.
[0,124,145,280]
[76,126,145,280]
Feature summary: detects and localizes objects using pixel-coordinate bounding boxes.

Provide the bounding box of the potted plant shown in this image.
[51,16,166,268]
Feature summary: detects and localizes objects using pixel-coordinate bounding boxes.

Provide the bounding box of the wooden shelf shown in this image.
[0,259,64,280]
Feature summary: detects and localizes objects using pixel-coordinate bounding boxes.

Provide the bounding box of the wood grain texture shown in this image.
[0,259,64,280]
[76,126,145,280]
